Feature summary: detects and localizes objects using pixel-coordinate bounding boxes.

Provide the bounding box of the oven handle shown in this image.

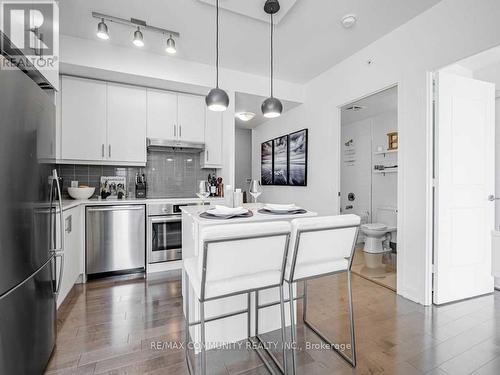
[149,216,181,224]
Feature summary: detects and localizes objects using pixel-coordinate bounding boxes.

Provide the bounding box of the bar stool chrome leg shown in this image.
[200,300,207,375]
[279,287,288,375]
[287,282,297,375]
[302,271,356,367]
[185,274,194,375]
[254,289,289,374]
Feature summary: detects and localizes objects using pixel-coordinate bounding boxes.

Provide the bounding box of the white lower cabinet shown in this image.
[57,206,83,308]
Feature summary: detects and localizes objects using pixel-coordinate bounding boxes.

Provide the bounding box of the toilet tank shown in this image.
[376,207,397,227]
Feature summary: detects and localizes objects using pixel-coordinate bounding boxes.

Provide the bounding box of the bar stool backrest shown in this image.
[199,221,291,291]
[285,215,361,282]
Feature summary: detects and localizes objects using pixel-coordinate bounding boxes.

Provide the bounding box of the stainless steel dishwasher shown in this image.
[86,205,146,275]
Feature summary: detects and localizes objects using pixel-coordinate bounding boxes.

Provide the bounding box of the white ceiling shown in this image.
[341,86,397,124]
[235,92,301,129]
[453,45,500,72]
[198,0,298,24]
[60,0,442,83]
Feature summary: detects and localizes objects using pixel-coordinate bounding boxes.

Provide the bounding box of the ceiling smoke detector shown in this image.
[341,14,357,29]
[345,105,365,112]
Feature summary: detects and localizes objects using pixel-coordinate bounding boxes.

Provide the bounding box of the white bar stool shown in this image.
[184,221,292,375]
[284,215,360,373]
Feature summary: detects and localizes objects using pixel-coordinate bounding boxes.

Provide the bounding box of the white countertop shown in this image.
[180,204,317,225]
[61,197,224,211]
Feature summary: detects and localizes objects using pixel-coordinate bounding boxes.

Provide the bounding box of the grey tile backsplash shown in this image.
[57,150,216,199]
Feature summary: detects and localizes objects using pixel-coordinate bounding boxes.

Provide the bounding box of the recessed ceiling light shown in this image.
[341,14,357,29]
[235,112,256,122]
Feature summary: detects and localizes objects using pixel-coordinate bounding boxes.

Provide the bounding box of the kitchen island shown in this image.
[181,204,317,350]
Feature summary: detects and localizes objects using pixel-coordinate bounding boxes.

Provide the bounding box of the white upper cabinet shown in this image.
[177,94,205,143]
[107,83,147,164]
[201,110,223,169]
[59,77,218,168]
[61,76,107,162]
[146,89,178,141]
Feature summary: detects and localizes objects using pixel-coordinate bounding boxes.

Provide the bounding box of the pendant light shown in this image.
[205,0,229,112]
[262,0,283,118]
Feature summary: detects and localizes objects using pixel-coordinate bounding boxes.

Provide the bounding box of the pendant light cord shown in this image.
[270,13,274,97]
[216,0,220,88]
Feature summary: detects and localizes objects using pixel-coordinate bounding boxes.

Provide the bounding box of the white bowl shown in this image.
[67,187,95,200]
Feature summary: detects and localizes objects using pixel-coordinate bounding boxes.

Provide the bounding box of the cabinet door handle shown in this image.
[65,215,72,234]
[102,144,105,158]
[207,150,209,162]
[108,144,111,158]
[174,124,176,137]
[179,125,182,138]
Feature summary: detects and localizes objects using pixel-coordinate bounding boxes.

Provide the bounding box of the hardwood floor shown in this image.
[46,271,500,375]
[351,247,397,291]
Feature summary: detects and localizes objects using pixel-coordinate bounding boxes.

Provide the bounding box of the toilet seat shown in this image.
[361,223,387,231]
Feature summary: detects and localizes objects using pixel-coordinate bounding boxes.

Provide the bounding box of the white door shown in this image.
[201,110,223,168]
[177,93,205,143]
[434,72,495,304]
[107,83,147,164]
[61,77,107,161]
[146,89,178,141]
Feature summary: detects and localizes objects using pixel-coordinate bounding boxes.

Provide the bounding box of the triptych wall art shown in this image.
[261,129,308,186]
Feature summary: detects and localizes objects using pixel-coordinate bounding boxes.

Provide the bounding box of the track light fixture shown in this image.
[133,27,144,47]
[96,18,109,40]
[165,35,176,54]
[92,12,179,52]
[262,0,283,118]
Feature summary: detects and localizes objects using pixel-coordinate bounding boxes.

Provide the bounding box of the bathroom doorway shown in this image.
[340,86,398,291]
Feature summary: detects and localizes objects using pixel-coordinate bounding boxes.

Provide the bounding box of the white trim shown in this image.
[424,72,435,306]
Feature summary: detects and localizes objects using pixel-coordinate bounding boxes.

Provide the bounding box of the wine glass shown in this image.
[196,180,210,207]
[249,180,263,204]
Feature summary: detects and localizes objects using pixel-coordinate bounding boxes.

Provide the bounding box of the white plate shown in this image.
[207,207,248,217]
[263,204,299,212]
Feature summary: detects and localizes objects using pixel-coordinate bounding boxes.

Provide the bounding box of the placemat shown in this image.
[199,210,254,220]
[257,209,308,215]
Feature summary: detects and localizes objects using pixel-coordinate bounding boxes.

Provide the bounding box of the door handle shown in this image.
[102,144,105,158]
[179,125,182,138]
[488,195,499,201]
[174,124,176,137]
[108,144,111,158]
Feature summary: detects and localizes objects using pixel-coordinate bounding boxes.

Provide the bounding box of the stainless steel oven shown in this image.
[147,202,208,264]
[147,204,182,264]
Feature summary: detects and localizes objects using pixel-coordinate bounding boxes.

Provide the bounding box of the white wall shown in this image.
[235,128,252,192]
[340,118,372,223]
[253,0,500,305]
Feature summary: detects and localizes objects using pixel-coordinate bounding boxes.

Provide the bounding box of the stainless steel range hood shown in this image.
[147,138,205,151]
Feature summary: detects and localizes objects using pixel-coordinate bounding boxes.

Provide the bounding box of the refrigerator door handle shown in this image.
[52,252,64,297]
[51,169,65,299]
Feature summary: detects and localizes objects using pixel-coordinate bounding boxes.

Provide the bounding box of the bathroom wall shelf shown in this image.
[373,169,398,176]
[374,149,398,157]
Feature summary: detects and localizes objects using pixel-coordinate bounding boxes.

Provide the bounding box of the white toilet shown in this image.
[360,207,397,269]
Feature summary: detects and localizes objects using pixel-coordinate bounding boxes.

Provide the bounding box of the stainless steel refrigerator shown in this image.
[0,47,63,373]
